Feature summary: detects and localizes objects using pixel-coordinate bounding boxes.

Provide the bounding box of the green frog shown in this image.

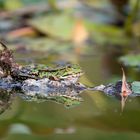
[11,64,83,84]
[0,42,83,83]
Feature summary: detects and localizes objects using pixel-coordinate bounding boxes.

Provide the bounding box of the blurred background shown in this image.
[0,0,140,139]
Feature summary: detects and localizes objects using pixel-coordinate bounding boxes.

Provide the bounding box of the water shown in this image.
[1,45,140,140]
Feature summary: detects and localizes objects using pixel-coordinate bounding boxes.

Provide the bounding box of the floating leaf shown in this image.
[131,81,140,94]
[119,54,140,67]
[29,13,75,41]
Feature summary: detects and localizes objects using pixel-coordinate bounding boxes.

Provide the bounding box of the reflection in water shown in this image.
[0,77,21,115]
[0,76,140,115]
[0,88,13,115]
[0,77,88,114]
[19,78,87,108]
[1,69,140,138]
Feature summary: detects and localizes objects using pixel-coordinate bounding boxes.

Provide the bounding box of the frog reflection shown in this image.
[18,79,86,108]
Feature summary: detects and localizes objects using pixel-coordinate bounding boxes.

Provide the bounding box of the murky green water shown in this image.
[0,45,140,140]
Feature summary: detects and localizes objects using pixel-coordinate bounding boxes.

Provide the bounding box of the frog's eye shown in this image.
[67,65,72,68]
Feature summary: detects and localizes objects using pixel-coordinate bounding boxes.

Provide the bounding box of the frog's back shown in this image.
[11,64,83,82]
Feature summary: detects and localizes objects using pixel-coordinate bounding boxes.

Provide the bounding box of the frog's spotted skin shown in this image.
[11,64,83,84]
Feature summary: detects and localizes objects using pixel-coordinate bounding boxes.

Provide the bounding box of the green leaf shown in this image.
[119,54,140,67]
[131,81,140,94]
[29,13,75,41]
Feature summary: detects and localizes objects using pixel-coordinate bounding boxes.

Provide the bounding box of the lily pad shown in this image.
[131,81,140,94]
[29,13,75,41]
[119,54,140,67]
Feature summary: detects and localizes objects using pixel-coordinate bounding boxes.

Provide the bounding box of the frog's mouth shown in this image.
[60,72,84,79]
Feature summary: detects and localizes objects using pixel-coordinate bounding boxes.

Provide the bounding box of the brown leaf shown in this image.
[72,19,89,47]
[121,68,132,112]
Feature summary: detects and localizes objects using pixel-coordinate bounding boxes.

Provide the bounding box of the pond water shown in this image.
[0,44,140,140]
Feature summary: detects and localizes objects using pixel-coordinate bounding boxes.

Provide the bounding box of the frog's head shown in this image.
[60,64,83,79]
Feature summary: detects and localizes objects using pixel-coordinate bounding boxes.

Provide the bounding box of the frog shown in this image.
[11,63,83,84]
[0,42,83,83]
